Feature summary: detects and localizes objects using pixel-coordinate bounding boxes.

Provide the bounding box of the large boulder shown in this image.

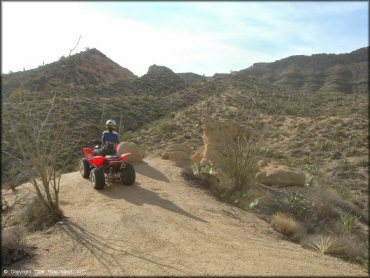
[191,116,251,166]
[256,165,305,187]
[162,143,192,167]
[117,142,144,163]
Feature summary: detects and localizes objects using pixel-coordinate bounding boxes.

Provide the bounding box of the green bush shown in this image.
[336,211,360,234]
[192,159,213,175]
[281,190,314,218]
[158,120,177,139]
[158,120,177,133]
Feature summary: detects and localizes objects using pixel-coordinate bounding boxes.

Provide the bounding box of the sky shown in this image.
[2,1,369,76]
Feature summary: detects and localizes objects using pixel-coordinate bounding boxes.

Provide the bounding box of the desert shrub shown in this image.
[336,211,360,234]
[158,120,177,139]
[335,234,368,260]
[356,157,368,167]
[143,123,152,130]
[357,256,369,272]
[307,188,341,221]
[259,146,284,159]
[216,131,261,196]
[315,139,334,151]
[334,160,357,179]
[297,122,308,130]
[271,212,298,236]
[305,173,318,187]
[1,225,28,266]
[307,234,337,255]
[19,197,63,231]
[281,190,314,219]
[192,159,213,175]
[344,145,362,157]
[189,160,215,188]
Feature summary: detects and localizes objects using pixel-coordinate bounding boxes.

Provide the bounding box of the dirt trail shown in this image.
[8,158,366,276]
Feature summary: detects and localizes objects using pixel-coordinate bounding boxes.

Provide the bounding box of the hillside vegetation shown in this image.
[1,47,368,270]
[237,47,369,94]
[2,48,137,98]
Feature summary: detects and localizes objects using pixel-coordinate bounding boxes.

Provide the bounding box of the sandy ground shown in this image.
[4,158,367,276]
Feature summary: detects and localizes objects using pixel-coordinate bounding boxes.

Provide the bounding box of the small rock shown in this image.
[162,143,192,167]
[117,142,144,163]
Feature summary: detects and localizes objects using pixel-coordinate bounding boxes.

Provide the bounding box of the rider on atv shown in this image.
[94,119,119,156]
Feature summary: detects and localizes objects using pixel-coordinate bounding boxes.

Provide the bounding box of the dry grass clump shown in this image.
[19,197,63,231]
[271,212,298,236]
[1,225,28,266]
[304,233,368,261]
[306,234,338,254]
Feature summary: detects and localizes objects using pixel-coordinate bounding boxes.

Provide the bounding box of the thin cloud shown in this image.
[2,2,368,76]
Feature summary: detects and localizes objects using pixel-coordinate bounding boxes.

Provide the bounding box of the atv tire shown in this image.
[121,164,135,186]
[80,158,91,178]
[90,168,105,190]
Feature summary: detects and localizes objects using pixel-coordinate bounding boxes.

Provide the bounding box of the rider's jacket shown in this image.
[101,130,119,146]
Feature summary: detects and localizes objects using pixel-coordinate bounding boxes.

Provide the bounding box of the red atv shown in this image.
[79,140,136,189]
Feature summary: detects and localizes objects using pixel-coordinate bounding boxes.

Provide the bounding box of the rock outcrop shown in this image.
[117,142,144,163]
[162,144,192,167]
[256,164,305,187]
[191,117,251,166]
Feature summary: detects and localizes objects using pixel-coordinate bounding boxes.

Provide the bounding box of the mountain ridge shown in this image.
[236,46,369,93]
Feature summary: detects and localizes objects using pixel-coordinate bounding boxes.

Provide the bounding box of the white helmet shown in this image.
[106,119,117,130]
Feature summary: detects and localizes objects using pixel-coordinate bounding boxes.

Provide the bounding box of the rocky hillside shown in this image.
[2,47,368,272]
[1,48,137,98]
[125,65,186,95]
[2,47,367,180]
[177,72,206,85]
[236,47,369,93]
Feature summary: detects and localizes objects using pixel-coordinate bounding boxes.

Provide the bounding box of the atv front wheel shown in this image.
[80,158,91,178]
[90,168,105,189]
[121,164,135,186]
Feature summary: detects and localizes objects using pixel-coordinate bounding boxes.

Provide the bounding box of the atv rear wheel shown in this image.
[90,168,105,189]
[80,158,91,178]
[121,164,135,185]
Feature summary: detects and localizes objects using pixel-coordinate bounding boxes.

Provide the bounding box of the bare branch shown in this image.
[69,35,82,57]
[36,92,56,142]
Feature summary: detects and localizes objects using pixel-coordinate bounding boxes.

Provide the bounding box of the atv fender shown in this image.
[91,156,105,167]
[120,153,132,162]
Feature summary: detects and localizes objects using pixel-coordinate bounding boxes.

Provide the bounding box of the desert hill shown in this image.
[2,51,284,178]
[1,47,369,273]
[2,47,368,181]
[1,48,137,98]
[111,65,187,96]
[236,47,369,93]
[177,72,206,85]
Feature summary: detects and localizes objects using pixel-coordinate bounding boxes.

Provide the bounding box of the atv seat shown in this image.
[105,155,120,160]
[94,147,117,157]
